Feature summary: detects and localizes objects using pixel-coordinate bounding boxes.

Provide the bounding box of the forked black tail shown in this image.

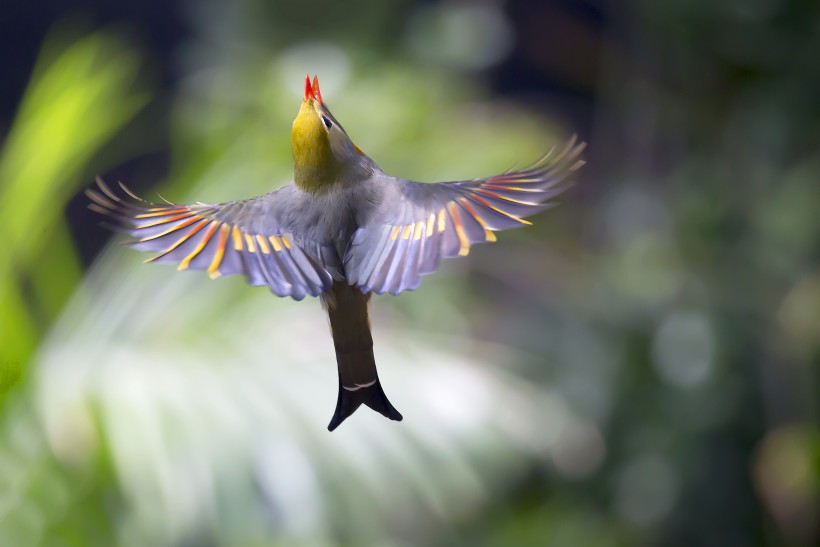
[327,350,403,431]
[324,282,402,431]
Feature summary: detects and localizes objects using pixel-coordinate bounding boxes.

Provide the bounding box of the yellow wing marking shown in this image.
[474,188,539,206]
[256,235,271,254]
[144,218,209,263]
[413,221,424,241]
[134,208,190,219]
[401,224,412,240]
[232,226,243,251]
[269,235,283,252]
[390,225,401,241]
[207,224,230,279]
[468,194,532,226]
[437,209,447,233]
[178,221,220,270]
[446,202,470,257]
[134,211,197,229]
[138,216,200,242]
[281,235,292,249]
[482,183,542,193]
[426,213,435,237]
[458,198,496,242]
[244,233,257,253]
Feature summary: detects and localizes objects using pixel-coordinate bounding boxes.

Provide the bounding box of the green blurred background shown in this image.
[1,0,818,545]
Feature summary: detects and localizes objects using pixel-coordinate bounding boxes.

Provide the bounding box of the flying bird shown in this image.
[87,75,585,431]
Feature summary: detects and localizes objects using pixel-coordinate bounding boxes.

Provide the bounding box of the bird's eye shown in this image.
[322,116,333,129]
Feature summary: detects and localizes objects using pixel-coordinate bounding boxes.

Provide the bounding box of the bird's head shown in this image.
[292,75,367,192]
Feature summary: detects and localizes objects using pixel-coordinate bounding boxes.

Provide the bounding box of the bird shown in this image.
[86,75,585,431]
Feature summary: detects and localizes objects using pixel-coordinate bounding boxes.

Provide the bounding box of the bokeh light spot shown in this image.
[652,311,714,389]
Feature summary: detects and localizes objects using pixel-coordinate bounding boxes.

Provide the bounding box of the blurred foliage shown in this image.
[0,0,818,546]
[0,29,147,393]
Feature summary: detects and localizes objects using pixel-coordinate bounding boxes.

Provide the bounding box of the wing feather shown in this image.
[345,137,585,295]
[86,180,333,300]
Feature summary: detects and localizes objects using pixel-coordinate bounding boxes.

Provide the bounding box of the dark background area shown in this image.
[1,1,817,546]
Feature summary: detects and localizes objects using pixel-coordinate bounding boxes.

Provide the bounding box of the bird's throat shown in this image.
[292,102,340,193]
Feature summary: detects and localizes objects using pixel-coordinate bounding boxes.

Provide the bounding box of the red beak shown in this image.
[304,74,323,104]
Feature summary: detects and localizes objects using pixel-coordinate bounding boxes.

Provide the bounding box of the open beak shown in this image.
[304,74,323,104]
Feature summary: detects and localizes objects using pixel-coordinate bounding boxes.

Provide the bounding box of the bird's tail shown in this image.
[324,281,402,431]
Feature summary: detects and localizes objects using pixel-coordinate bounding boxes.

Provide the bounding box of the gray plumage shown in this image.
[87,136,584,299]
[87,78,585,430]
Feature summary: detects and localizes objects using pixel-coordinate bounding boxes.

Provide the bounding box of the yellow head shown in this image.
[292,75,366,192]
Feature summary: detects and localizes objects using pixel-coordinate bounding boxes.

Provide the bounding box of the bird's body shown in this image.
[87,75,585,430]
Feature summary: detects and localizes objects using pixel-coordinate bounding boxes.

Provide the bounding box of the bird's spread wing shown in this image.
[86,180,334,300]
[344,137,585,295]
